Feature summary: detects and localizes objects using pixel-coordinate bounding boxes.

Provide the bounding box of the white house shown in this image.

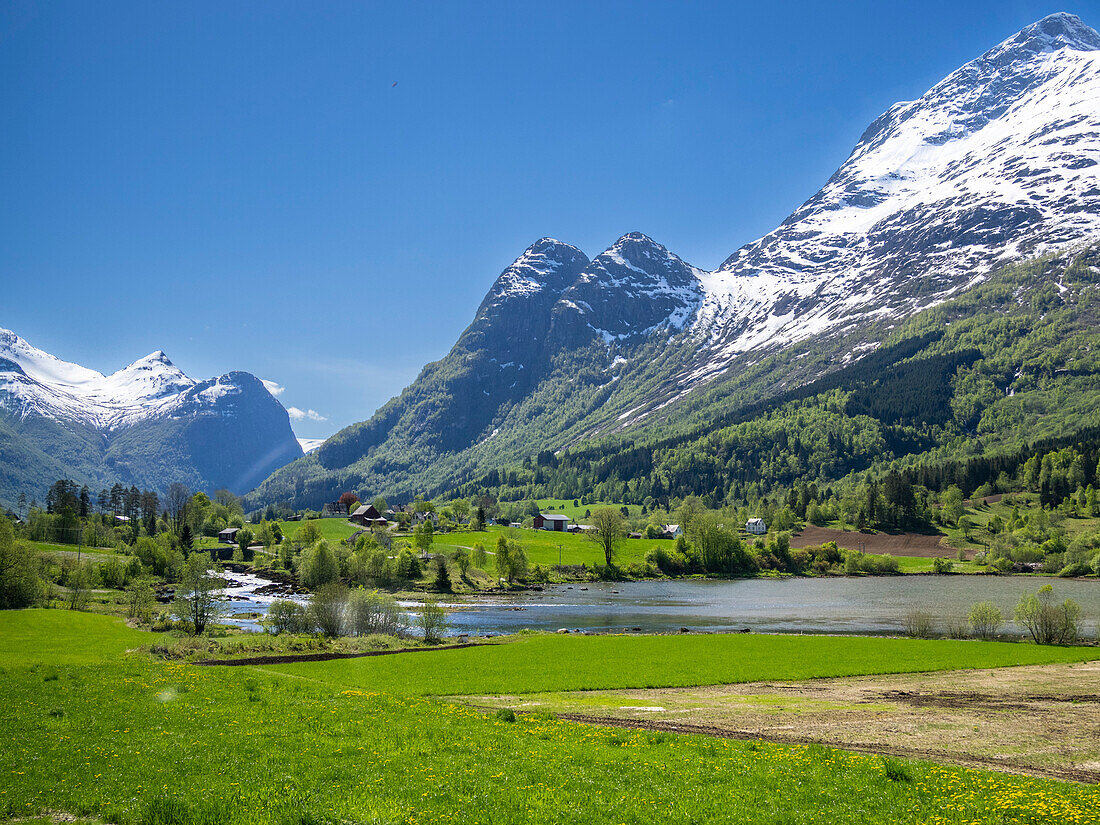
[663,523,683,538]
[746,518,766,535]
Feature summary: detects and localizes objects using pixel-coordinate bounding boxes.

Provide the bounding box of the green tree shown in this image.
[967,601,1003,640]
[433,557,452,592]
[586,508,625,568]
[296,520,323,547]
[0,515,42,609]
[126,581,155,623]
[471,543,487,570]
[172,553,226,634]
[300,541,340,589]
[452,547,471,579]
[1015,584,1081,645]
[942,486,965,526]
[414,519,435,552]
[309,582,348,636]
[417,597,448,643]
[179,522,194,555]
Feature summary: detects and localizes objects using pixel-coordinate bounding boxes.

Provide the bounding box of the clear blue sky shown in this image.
[3,1,1097,439]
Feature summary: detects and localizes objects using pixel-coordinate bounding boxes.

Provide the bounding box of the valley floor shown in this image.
[463,660,1100,784]
[2,611,1099,824]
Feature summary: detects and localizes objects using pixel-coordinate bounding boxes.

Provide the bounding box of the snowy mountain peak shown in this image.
[987,13,1100,60]
[480,238,589,309]
[0,326,286,433]
[695,13,1100,387]
[104,350,195,402]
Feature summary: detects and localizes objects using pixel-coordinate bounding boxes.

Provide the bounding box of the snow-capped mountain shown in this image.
[0,328,198,429]
[688,12,1100,382]
[246,13,1100,507]
[0,328,303,502]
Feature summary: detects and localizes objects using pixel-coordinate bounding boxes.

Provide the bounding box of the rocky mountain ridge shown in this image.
[236,14,1100,506]
[0,328,303,502]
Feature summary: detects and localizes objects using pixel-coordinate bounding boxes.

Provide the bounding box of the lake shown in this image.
[441,577,1100,637]
[223,573,1100,637]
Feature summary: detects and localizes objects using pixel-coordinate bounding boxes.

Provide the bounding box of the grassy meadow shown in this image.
[1,611,1099,824]
[436,526,658,568]
[263,631,1100,695]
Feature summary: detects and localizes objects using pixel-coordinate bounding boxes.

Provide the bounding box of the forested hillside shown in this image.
[442,246,1100,507]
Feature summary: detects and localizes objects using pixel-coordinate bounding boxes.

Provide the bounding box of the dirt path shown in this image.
[792,526,954,557]
[461,660,1100,784]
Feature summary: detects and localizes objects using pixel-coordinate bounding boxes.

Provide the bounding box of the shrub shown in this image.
[309,583,348,637]
[931,557,954,574]
[946,620,969,639]
[346,589,406,637]
[902,610,934,639]
[494,708,516,723]
[1015,585,1081,645]
[0,517,42,608]
[265,599,310,635]
[967,601,1004,640]
[417,598,448,643]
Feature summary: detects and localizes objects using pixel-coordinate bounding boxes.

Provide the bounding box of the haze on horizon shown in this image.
[3,0,1096,441]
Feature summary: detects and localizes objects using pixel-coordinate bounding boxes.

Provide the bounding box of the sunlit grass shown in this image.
[265,632,1100,696]
[2,611,1098,824]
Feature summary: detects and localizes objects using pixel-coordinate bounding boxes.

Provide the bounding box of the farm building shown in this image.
[534,513,571,532]
[350,504,385,527]
[746,518,767,535]
[218,526,240,544]
[663,524,683,538]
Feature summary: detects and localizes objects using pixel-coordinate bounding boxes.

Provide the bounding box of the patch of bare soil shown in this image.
[194,641,488,666]
[465,661,1100,784]
[792,526,953,557]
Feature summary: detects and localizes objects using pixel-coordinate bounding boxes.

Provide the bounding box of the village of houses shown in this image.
[213,497,769,556]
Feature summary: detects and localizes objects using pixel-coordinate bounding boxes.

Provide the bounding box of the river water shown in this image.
[223,573,1100,637]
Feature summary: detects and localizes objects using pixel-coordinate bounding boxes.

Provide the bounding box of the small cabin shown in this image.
[746,518,767,535]
[218,526,240,544]
[534,513,571,532]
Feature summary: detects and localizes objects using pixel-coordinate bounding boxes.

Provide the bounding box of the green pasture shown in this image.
[0,610,150,666]
[2,612,1099,825]
[265,632,1099,696]
[526,499,644,521]
[436,525,660,567]
[277,517,360,544]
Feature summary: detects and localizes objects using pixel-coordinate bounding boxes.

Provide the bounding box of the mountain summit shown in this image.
[0,328,303,501]
[246,14,1100,507]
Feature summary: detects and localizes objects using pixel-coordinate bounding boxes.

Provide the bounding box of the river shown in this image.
[222,573,1100,637]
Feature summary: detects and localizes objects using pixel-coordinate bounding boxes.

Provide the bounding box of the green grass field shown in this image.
[277,517,360,544]
[528,499,644,521]
[436,526,659,568]
[2,612,1098,824]
[263,632,1100,696]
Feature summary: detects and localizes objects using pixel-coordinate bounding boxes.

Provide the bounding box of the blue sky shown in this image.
[3,1,1097,439]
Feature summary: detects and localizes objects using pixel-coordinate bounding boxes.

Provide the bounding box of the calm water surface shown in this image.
[442,577,1100,637]
[222,573,1100,637]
